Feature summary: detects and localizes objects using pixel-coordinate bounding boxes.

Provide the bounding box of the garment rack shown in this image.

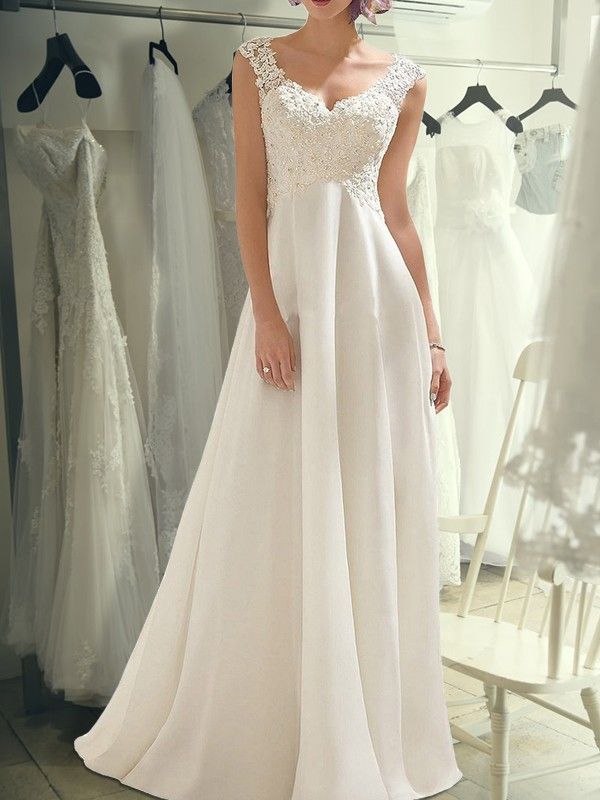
[0,0,569,713]
[14,0,568,75]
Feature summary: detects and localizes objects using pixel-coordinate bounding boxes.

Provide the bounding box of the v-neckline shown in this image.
[264,36,399,114]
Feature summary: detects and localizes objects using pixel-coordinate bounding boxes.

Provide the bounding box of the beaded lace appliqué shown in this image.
[237,36,425,219]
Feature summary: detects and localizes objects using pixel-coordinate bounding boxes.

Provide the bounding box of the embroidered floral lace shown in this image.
[237,36,425,220]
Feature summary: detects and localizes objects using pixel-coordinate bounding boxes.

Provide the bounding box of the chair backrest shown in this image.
[457,340,600,679]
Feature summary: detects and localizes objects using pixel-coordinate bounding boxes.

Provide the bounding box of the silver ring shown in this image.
[263,365,271,374]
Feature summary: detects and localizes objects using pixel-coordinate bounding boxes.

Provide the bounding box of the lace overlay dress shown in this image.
[193,78,249,352]
[3,121,159,705]
[74,36,462,798]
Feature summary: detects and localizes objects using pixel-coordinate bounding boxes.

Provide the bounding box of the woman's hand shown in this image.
[255,314,297,391]
[430,348,451,414]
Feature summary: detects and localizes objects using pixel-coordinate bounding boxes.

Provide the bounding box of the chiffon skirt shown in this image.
[74,181,462,800]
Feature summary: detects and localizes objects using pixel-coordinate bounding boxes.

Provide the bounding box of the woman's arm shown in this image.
[231,51,297,391]
[378,76,451,413]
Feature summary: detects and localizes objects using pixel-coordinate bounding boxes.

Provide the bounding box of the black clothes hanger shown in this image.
[438,60,523,135]
[149,6,179,75]
[518,70,577,121]
[17,0,101,112]
[423,111,441,137]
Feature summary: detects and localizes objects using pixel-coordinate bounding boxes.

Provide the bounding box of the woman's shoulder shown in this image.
[357,43,426,91]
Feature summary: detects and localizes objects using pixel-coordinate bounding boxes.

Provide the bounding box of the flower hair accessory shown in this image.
[288,0,393,25]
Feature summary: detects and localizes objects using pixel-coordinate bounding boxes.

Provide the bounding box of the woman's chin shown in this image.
[306,0,349,21]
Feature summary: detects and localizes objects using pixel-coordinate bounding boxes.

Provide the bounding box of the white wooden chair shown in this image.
[440,340,600,799]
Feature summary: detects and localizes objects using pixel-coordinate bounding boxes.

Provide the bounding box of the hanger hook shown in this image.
[51,0,58,35]
[238,11,247,43]
[476,58,484,85]
[552,65,559,89]
[158,5,165,40]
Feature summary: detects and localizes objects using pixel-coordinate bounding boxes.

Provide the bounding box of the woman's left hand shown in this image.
[430,348,451,414]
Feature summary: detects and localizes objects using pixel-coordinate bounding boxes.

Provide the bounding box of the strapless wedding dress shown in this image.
[435,109,536,563]
[74,35,462,800]
[3,120,159,706]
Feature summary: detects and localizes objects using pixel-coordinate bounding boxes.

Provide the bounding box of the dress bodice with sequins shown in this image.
[237,36,425,219]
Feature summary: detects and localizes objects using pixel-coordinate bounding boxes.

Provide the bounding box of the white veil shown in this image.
[137,59,227,572]
[506,33,600,581]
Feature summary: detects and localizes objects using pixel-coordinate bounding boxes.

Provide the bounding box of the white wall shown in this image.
[0,0,593,679]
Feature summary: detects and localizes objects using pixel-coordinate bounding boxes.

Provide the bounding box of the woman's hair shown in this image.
[287,0,392,25]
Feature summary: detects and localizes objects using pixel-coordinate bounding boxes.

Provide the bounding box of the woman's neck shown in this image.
[293,15,362,59]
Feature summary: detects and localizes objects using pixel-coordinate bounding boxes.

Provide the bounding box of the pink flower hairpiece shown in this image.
[288,0,393,25]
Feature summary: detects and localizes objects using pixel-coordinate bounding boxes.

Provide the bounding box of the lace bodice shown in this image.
[237,35,425,219]
[14,122,111,345]
[193,79,237,217]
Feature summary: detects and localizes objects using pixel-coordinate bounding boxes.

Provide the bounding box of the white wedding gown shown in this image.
[139,59,227,572]
[435,109,537,563]
[3,119,159,705]
[193,84,461,586]
[408,156,461,586]
[74,35,462,799]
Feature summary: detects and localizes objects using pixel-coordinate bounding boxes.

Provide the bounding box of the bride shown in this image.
[74,1,463,797]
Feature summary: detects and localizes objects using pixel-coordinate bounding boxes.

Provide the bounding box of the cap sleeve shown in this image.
[391,56,426,109]
[236,36,284,101]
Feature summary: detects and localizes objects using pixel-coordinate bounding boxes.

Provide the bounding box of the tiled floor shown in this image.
[1,565,599,799]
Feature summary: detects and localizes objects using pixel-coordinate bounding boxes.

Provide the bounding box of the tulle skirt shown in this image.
[436,218,536,562]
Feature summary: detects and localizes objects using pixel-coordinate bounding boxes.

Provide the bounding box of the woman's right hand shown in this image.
[255,314,297,391]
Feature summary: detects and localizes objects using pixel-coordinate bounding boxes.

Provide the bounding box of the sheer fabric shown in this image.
[138,60,227,571]
[506,38,600,582]
[2,120,159,705]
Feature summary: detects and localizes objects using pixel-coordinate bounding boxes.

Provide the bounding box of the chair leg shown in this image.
[490,687,510,800]
[581,686,600,750]
[484,683,497,716]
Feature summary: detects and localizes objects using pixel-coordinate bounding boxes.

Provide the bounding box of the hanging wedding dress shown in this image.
[74,35,462,799]
[407,155,461,586]
[139,59,227,572]
[507,35,600,581]
[193,78,249,352]
[435,109,536,563]
[2,116,159,705]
